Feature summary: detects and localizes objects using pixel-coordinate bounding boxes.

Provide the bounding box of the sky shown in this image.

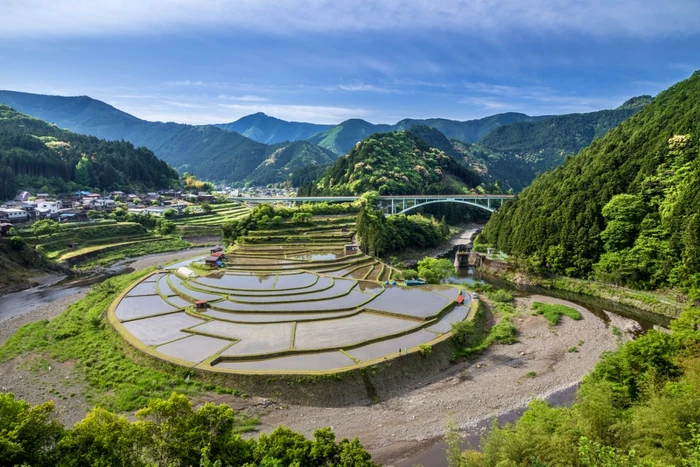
[1,0,699,125]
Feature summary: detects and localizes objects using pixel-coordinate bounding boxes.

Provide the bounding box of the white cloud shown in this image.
[2,0,698,39]
[217,94,269,102]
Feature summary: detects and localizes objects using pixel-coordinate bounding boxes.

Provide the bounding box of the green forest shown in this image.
[0,392,376,467]
[301,130,481,196]
[480,71,700,295]
[0,105,179,199]
[455,306,700,466]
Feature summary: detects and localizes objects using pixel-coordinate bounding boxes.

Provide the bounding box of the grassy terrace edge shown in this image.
[107,267,478,377]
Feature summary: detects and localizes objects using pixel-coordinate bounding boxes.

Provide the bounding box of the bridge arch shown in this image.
[390,199,495,215]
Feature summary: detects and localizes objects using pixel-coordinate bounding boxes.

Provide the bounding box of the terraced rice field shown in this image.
[108,223,474,374]
[171,202,251,227]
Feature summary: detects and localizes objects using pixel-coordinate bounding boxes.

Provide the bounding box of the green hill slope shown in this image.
[303,130,481,195]
[216,112,332,144]
[480,72,700,291]
[246,140,337,185]
[476,97,651,173]
[0,105,178,199]
[0,91,336,184]
[306,113,539,156]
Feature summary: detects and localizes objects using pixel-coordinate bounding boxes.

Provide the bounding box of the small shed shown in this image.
[344,244,358,253]
[195,300,208,309]
[455,295,465,305]
[210,246,223,254]
[204,255,219,265]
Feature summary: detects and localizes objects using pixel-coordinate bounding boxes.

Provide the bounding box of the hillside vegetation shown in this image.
[303,130,481,195]
[306,113,539,156]
[216,112,332,144]
[0,105,178,199]
[0,91,335,185]
[480,71,700,294]
[476,96,651,174]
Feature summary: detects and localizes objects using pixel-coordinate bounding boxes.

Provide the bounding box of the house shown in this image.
[36,201,59,214]
[0,209,28,222]
[58,211,88,222]
[127,208,145,215]
[14,191,30,202]
[204,255,225,268]
[110,191,125,199]
[197,193,215,203]
[144,206,171,217]
[0,222,14,236]
[36,193,51,199]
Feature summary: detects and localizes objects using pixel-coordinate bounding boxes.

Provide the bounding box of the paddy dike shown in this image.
[108,242,474,378]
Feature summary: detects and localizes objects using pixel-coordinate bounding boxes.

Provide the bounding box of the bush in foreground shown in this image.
[0,392,377,467]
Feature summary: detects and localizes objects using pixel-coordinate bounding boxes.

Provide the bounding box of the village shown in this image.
[0,185,295,234]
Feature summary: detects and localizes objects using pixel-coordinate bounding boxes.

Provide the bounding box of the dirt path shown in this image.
[254,296,631,466]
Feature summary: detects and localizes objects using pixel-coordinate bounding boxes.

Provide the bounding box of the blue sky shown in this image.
[1,0,699,124]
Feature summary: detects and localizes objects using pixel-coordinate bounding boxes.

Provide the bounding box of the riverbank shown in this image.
[391,223,483,265]
[470,252,684,320]
[0,247,213,347]
[255,294,631,466]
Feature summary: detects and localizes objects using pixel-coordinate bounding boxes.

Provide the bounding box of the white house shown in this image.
[0,208,28,222]
[36,201,59,214]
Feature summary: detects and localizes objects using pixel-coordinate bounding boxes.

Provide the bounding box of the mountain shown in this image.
[0,91,335,184]
[306,113,541,156]
[302,130,481,196]
[479,71,700,292]
[406,124,536,192]
[0,105,179,199]
[306,119,393,155]
[216,113,332,144]
[475,96,652,174]
[246,141,336,186]
[391,113,544,143]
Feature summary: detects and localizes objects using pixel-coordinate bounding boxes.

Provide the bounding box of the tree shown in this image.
[201,203,213,213]
[31,219,60,240]
[56,408,145,467]
[74,156,90,187]
[163,208,176,218]
[417,257,454,284]
[154,218,175,236]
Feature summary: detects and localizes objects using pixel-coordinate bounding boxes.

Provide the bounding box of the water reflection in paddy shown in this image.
[115,295,178,320]
[214,289,375,312]
[366,286,455,318]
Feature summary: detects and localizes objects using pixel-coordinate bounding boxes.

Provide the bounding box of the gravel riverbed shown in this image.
[257,295,632,466]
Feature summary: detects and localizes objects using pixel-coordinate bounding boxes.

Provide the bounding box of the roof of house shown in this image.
[455,295,465,304]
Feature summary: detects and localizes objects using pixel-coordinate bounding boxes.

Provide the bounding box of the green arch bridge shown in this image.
[232,194,514,214]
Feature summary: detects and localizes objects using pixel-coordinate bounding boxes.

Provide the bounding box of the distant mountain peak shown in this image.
[617,95,653,109]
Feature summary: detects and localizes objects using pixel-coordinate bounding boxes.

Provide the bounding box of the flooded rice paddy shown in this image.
[108,241,473,374]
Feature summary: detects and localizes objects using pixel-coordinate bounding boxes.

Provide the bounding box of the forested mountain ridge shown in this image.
[475,95,652,174]
[246,141,336,186]
[306,113,540,156]
[0,91,336,184]
[216,112,332,144]
[406,125,536,192]
[0,105,179,199]
[480,71,700,293]
[301,130,481,196]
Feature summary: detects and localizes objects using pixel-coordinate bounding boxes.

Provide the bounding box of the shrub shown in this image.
[418,343,432,357]
[402,269,419,280]
[491,289,514,303]
[532,302,582,325]
[9,235,25,251]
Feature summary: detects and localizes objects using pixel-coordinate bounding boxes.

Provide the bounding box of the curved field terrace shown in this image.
[108,244,473,374]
